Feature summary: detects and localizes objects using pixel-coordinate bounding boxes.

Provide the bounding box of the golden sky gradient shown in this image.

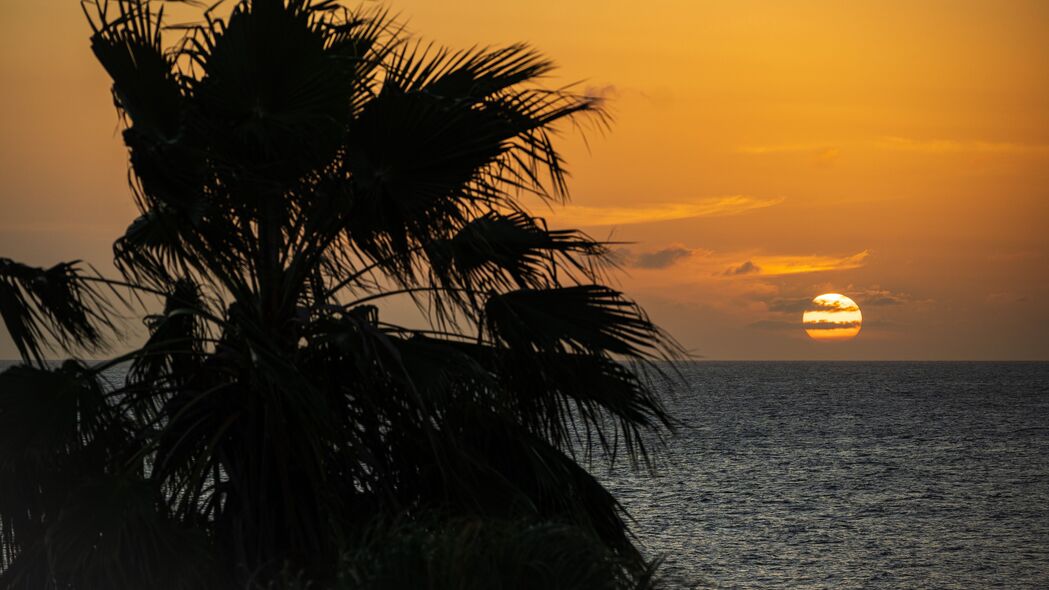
[1,0,1047,359]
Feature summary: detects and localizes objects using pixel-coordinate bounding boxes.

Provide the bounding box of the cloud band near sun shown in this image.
[716,250,870,277]
[803,320,862,330]
[621,247,871,277]
[549,195,784,227]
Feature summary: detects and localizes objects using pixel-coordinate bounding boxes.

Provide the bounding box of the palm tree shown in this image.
[0,1,679,587]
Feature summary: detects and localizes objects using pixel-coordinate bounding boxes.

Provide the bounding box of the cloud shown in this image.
[767,297,813,313]
[736,143,835,155]
[877,136,1049,155]
[635,246,694,269]
[550,195,784,227]
[739,137,1049,162]
[765,287,910,316]
[811,296,860,312]
[985,292,1028,305]
[852,287,915,307]
[748,250,871,276]
[723,260,761,276]
[864,296,904,306]
[736,144,841,167]
[804,320,862,330]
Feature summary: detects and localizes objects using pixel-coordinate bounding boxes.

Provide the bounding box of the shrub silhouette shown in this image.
[0,1,678,587]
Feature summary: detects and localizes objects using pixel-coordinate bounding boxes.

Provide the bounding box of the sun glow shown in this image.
[802,293,862,342]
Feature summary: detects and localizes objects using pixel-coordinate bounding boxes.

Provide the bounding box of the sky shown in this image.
[1,0,1047,360]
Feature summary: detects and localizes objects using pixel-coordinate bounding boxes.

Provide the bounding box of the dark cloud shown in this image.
[635,247,693,269]
[803,320,862,330]
[768,295,860,313]
[864,296,903,306]
[751,319,867,332]
[853,287,915,307]
[816,299,860,312]
[724,260,760,276]
[767,297,812,313]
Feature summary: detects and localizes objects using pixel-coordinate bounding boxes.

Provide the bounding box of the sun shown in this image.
[802,293,862,341]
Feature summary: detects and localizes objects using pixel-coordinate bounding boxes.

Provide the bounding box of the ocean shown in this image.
[3,360,1047,587]
[602,362,1049,588]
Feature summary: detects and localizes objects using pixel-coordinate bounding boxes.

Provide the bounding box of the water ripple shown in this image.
[599,362,1049,589]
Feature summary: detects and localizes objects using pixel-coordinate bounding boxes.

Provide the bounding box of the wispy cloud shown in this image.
[550,195,784,227]
[634,246,695,269]
[723,260,761,276]
[877,136,1049,155]
[805,320,862,330]
[764,286,915,316]
[766,297,813,313]
[857,288,907,306]
[621,247,871,281]
[739,136,1049,159]
[731,250,871,277]
[736,143,835,155]
[735,144,841,167]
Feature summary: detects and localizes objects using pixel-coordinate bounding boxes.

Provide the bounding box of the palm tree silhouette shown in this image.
[0,1,679,587]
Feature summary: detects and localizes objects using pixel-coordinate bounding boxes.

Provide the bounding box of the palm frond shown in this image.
[45,475,212,590]
[432,409,644,562]
[84,0,183,140]
[186,0,360,184]
[384,42,554,100]
[341,84,511,267]
[0,362,124,577]
[0,259,113,365]
[341,45,600,279]
[113,205,190,286]
[337,516,659,590]
[496,352,672,467]
[128,277,209,389]
[484,286,671,358]
[427,211,609,295]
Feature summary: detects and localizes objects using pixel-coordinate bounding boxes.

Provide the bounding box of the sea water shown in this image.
[600,362,1049,588]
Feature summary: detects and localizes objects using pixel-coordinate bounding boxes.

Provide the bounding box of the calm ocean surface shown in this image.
[601,362,1049,588]
[3,360,1047,587]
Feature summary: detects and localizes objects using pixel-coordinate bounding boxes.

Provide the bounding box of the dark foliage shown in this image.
[0,1,681,587]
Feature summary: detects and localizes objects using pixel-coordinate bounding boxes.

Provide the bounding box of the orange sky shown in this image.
[1,0,1047,359]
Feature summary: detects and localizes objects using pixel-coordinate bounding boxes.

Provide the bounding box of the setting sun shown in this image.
[803,293,862,342]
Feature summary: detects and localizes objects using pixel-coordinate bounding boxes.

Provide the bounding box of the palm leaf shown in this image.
[127,278,209,390]
[342,84,512,266]
[85,0,183,140]
[45,475,212,590]
[427,211,608,296]
[431,408,643,563]
[0,362,123,579]
[338,516,659,590]
[186,0,360,184]
[0,259,113,365]
[384,42,554,100]
[484,286,669,358]
[496,352,672,466]
[341,44,600,278]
